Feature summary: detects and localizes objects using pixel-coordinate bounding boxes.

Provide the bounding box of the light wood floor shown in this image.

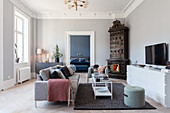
[0,73,170,113]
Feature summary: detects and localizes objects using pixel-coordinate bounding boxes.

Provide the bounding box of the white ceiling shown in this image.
[18,0,131,12]
[11,0,144,19]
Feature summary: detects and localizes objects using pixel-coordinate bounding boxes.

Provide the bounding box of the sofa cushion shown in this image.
[67,66,74,75]
[56,69,66,79]
[79,58,86,62]
[70,58,78,63]
[50,68,66,79]
[69,73,80,94]
[69,73,80,81]
[37,75,43,81]
[70,65,77,72]
[98,65,107,73]
[50,71,61,79]
[39,69,50,81]
[60,66,71,79]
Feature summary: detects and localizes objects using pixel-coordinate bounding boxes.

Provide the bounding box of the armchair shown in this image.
[88,66,108,78]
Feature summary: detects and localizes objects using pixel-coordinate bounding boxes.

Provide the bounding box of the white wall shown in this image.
[2,0,35,86]
[37,19,116,65]
[125,0,170,64]
[0,0,3,89]
[3,0,14,81]
[30,18,37,75]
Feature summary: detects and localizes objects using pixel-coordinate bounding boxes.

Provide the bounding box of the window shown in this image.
[14,10,29,63]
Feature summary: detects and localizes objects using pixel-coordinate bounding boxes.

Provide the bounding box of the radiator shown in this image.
[17,67,31,83]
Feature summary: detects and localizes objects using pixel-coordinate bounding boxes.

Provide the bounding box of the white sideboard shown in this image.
[127,65,170,108]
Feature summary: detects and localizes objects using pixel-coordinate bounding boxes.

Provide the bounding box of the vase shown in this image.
[55,58,59,63]
[15,58,20,63]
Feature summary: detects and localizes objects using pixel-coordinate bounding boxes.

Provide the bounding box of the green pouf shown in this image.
[124,86,145,108]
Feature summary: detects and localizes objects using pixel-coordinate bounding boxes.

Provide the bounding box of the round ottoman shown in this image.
[124,86,145,108]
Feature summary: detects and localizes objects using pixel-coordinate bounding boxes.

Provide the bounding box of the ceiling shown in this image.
[18,0,131,13]
[12,0,144,19]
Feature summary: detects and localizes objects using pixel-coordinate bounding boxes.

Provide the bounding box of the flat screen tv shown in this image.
[145,43,167,65]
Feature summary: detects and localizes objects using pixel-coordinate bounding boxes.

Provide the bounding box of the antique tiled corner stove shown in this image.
[107,20,130,80]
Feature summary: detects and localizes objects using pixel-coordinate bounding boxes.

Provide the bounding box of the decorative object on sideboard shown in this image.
[15,43,20,63]
[166,61,170,69]
[138,65,146,67]
[53,45,63,63]
[65,0,89,11]
[37,48,43,62]
[45,54,50,63]
[107,20,129,80]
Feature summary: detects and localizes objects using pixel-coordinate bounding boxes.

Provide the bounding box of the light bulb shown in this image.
[68,4,72,9]
[85,1,88,5]
[64,0,68,4]
[84,4,87,8]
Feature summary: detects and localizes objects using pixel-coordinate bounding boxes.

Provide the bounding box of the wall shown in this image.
[70,35,90,57]
[0,0,3,89]
[2,0,35,86]
[3,0,14,81]
[30,18,37,76]
[37,19,119,65]
[125,0,170,64]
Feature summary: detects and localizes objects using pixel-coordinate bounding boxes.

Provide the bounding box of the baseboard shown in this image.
[3,78,15,90]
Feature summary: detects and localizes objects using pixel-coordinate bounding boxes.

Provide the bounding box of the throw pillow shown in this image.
[98,65,107,73]
[55,69,66,79]
[70,65,77,72]
[50,71,61,79]
[53,65,65,69]
[39,69,50,81]
[67,66,74,75]
[79,58,86,62]
[70,58,78,63]
[60,66,71,79]
[50,68,66,79]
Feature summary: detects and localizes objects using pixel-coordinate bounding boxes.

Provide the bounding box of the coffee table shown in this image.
[91,74,113,99]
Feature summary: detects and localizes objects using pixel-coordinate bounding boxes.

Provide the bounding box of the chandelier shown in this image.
[64,0,89,11]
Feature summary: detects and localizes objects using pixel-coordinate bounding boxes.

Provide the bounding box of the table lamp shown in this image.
[37,49,43,62]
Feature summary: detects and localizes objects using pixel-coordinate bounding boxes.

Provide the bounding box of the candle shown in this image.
[47,54,50,59]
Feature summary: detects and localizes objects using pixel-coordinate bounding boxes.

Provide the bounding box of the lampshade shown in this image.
[37,49,43,54]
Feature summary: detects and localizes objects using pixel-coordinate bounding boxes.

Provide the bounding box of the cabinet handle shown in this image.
[124,94,128,97]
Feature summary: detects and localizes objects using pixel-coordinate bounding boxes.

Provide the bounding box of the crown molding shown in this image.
[36,12,125,20]
[122,0,144,18]
[10,0,36,18]
[10,0,144,19]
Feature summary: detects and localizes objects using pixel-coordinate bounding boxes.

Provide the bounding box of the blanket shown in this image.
[48,79,70,102]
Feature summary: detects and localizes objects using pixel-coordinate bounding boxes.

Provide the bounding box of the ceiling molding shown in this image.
[122,0,144,18]
[36,12,125,20]
[10,0,36,18]
[10,0,144,19]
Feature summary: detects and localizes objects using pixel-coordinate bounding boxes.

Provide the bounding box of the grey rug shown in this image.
[74,83,156,110]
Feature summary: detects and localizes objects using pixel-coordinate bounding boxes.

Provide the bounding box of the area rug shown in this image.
[74,83,156,110]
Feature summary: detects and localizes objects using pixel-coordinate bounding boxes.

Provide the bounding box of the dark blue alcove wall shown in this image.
[70,35,90,57]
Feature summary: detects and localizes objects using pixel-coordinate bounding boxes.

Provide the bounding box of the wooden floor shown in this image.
[0,73,170,113]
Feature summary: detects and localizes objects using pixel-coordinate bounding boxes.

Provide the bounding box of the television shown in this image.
[145,43,168,65]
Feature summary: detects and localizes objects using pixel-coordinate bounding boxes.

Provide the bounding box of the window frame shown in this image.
[15,15,24,62]
[14,7,31,64]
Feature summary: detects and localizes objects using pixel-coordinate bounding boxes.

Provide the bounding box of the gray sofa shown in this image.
[34,67,80,107]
